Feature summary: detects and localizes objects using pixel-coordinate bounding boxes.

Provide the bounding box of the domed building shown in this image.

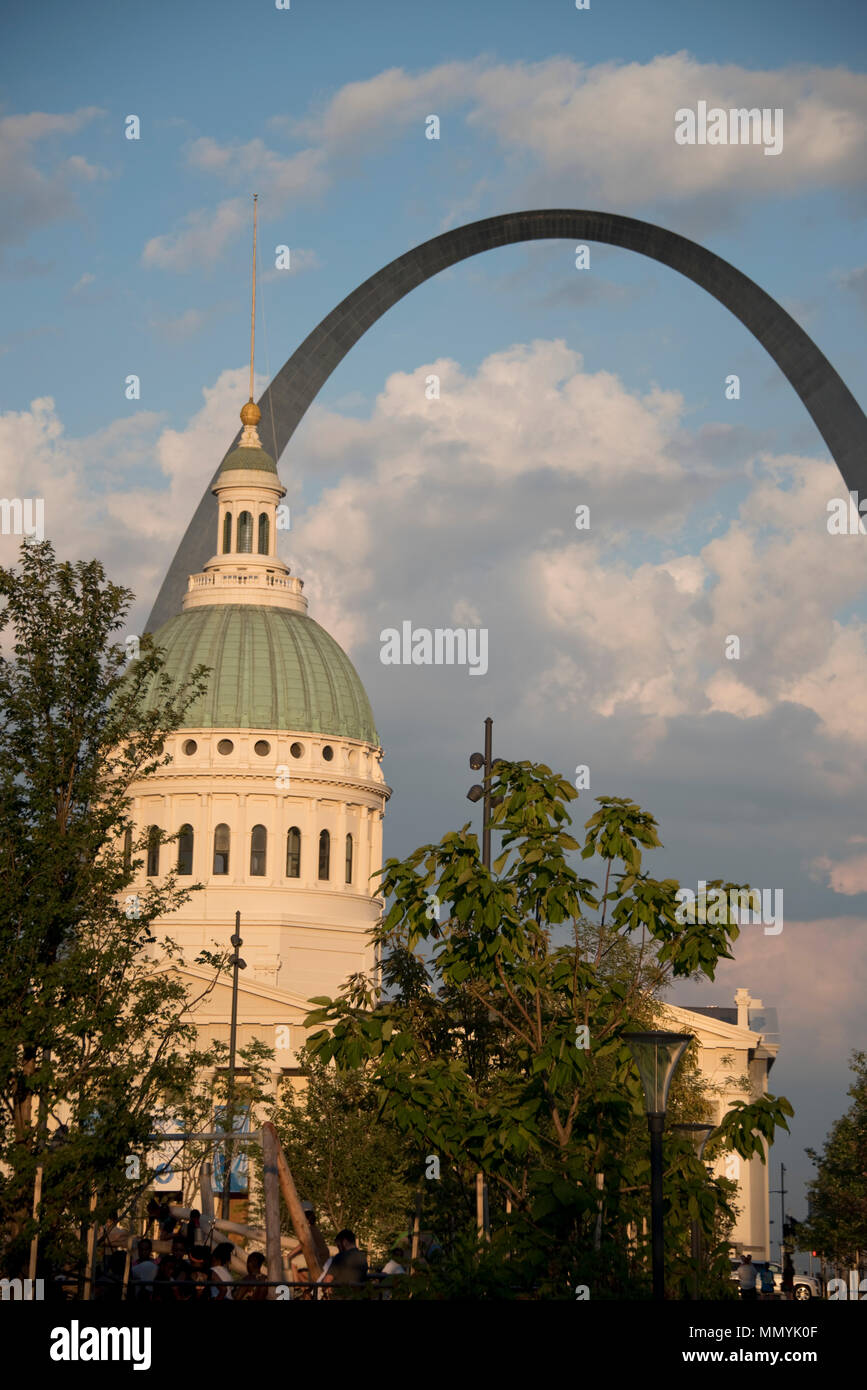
[128,396,389,1102]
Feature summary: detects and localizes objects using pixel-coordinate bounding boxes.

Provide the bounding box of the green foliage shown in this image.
[803,1051,867,1267]
[0,541,256,1273]
[303,760,792,1296]
[261,1062,415,1258]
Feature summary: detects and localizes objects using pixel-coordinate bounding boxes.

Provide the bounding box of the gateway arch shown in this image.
[147,209,867,632]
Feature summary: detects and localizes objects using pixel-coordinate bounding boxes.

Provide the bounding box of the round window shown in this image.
[217,739,234,755]
[182,739,197,756]
[290,742,304,759]
[254,740,271,756]
[322,745,334,761]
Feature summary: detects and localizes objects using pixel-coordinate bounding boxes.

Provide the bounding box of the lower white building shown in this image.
[664,988,779,1258]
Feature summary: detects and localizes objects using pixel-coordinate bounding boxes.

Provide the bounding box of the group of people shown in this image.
[110,1204,383,1300]
[735,1252,797,1300]
[125,1237,269,1300]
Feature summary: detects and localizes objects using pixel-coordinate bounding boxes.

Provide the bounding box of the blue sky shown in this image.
[3,0,867,1236]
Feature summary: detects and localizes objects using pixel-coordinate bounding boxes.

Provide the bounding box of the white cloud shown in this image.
[143,55,867,270]
[142,198,249,272]
[5,341,867,770]
[0,106,105,254]
[810,851,867,896]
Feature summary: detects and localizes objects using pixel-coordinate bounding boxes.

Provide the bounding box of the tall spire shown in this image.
[239,192,262,448]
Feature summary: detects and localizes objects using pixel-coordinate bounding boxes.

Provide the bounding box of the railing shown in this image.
[48,1277,390,1302]
[188,573,302,592]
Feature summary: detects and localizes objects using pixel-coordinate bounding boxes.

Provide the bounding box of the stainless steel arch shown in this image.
[147,209,867,631]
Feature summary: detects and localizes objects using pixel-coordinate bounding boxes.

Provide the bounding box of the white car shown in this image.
[730,1257,820,1300]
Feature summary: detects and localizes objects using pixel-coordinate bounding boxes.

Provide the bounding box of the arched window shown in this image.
[177,824,194,875]
[237,510,253,553]
[123,826,132,872]
[318,829,330,881]
[250,824,267,876]
[345,833,353,885]
[146,826,160,878]
[222,512,232,553]
[286,827,301,878]
[258,512,269,554]
[213,823,230,875]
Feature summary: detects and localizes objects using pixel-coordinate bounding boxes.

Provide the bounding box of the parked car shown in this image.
[765,1260,821,1301]
[729,1256,821,1300]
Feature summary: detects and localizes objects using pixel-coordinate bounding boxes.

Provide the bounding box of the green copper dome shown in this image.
[219,445,278,475]
[142,604,378,742]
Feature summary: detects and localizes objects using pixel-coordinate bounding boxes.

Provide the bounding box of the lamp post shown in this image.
[466,716,503,1240]
[467,715,495,871]
[624,1031,692,1300]
[221,912,247,1222]
[674,1121,716,1298]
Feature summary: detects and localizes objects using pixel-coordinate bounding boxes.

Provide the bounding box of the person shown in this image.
[235,1251,269,1301]
[210,1242,236,1300]
[188,1244,211,1278]
[736,1252,758,1300]
[95,1249,127,1301]
[285,1201,332,1274]
[190,1267,212,1301]
[782,1254,795,1301]
[130,1238,159,1299]
[758,1263,775,1300]
[153,1255,178,1303]
[146,1198,176,1241]
[324,1230,368,1295]
[381,1246,406,1277]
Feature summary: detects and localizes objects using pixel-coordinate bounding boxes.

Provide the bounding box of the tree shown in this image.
[305,763,792,1296]
[260,1062,415,1258]
[0,541,259,1273]
[804,1051,867,1271]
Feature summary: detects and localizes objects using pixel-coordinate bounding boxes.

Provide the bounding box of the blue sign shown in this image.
[212,1106,250,1194]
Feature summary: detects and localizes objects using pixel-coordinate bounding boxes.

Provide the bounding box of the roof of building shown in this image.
[217,444,279,476]
[140,603,378,742]
[688,1007,738,1025]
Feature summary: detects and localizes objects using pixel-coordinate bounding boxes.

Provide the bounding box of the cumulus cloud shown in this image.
[809,842,867,896]
[5,340,866,766]
[0,106,105,258]
[143,54,867,269]
[142,198,249,272]
[0,367,264,621]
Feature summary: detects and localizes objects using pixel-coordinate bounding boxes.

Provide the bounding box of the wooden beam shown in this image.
[264,1121,322,1282]
[262,1122,285,1297]
[200,1160,215,1244]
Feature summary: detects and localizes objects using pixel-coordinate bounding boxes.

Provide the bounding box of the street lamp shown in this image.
[624,1031,692,1300]
[221,911,247,1221]
[673,1121,717,1298]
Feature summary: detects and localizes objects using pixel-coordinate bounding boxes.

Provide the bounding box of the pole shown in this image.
[222,912,243,1222]
[780,1162,786,1265]
[83,1190,98,1301]
[648,1114,665,1300]
[28,1164,43,1283]
[482,715,493,872]
[475,718,494,1233]
[261,1123,285,1298]
[200,1159,215,1246]
[410,1189,423,1273]
[265,1122,323,1281]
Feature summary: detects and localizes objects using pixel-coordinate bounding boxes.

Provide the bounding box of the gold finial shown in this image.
[240,194,262,446]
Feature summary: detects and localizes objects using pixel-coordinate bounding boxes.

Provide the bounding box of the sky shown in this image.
[2,0,867,1238]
